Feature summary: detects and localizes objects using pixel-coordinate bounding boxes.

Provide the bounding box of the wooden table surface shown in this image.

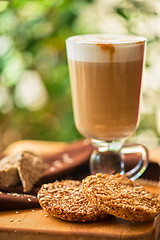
[0,141,160,240]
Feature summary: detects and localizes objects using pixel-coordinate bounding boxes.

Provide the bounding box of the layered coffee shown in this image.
[66,35,146,141]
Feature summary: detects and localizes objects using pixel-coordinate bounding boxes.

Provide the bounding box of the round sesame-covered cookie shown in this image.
[37,180,108,222]
[82,173,160,222]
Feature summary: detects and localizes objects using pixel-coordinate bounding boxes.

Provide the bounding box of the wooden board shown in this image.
[0,197,159,240]
[0,141,160,240]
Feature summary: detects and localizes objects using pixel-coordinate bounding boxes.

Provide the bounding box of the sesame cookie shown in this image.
[82,173,160,222]
[37,180,108,222]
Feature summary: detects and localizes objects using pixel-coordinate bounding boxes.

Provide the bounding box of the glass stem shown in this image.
[90,139,125,175]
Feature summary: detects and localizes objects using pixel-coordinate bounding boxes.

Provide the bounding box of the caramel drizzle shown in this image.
[97,43,115,62]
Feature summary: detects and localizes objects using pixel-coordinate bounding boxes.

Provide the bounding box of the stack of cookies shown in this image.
[37,173,160,223]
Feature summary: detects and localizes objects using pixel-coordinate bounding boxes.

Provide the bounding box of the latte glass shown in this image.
[66,34,148,180]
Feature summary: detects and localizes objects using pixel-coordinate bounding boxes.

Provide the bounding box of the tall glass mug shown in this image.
[66,34,148,180]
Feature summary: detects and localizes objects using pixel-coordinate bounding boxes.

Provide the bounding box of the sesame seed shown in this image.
[50,167,55,171]
[53,160,62,168]
[62,153,69,159]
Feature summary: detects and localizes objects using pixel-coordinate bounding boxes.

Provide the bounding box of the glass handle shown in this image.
[121,144,149,181]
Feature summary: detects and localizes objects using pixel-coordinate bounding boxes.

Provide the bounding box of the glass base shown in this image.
[89,139,149,181]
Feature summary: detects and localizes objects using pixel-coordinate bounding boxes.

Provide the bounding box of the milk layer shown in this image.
[66,34,146,63]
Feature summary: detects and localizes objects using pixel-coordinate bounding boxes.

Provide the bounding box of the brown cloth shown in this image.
[0,140,159,211]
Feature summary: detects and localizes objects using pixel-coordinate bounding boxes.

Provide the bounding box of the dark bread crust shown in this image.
[82,173,160,222]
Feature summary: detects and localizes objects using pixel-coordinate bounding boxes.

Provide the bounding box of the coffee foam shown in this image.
[66,34,146,63]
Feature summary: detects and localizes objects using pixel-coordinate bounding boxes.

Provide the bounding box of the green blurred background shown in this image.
[0,0,160,151]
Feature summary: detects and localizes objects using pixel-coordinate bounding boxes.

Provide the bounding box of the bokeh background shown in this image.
[0,0,160,151]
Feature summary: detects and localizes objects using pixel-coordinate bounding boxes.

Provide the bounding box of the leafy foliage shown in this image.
[0,0,159,150]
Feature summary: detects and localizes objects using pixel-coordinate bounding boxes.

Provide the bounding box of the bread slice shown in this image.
[0,151,44,192]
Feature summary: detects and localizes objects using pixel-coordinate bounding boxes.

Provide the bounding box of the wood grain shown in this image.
[0,207,159,240]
